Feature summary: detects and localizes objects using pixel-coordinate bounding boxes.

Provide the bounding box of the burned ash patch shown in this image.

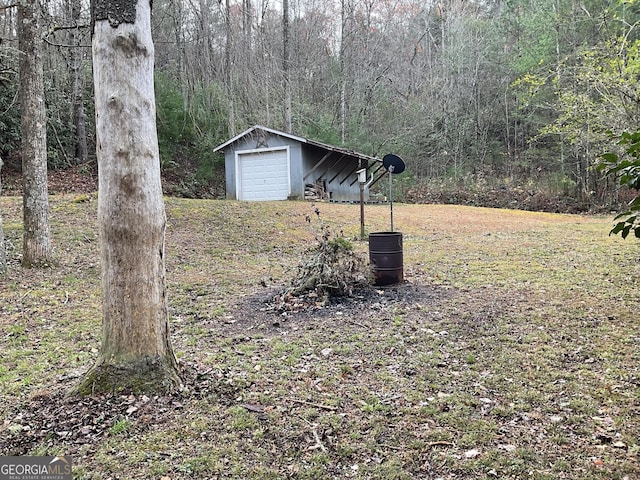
[222,281,458,334]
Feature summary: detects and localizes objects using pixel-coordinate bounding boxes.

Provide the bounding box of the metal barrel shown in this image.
[369,232,403,286]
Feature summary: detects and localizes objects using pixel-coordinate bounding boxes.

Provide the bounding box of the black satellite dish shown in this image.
[383,154,406,174]
[382,154,405,232]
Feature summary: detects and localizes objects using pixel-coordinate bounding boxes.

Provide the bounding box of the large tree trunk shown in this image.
[18,0,53,268]
[78,0,180,395]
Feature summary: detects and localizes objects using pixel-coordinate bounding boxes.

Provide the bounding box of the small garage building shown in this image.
[213,125,383,202]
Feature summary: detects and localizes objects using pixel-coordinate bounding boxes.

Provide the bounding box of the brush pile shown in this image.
[270,212,371,312]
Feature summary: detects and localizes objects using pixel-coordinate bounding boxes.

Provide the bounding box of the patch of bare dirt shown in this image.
[226,280,457,333]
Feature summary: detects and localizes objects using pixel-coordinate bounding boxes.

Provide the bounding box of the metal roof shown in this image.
[213,125,382,164]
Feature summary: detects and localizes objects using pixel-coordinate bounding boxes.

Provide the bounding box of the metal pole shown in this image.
[360,182,365,239]
[388,165,394,232]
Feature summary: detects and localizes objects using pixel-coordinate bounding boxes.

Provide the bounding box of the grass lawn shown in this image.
[0,194,639,479]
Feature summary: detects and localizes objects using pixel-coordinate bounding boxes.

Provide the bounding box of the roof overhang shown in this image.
[213,125,306,153]
[213,125,382,166]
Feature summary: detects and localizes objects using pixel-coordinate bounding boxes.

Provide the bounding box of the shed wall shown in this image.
[225,133,305,200]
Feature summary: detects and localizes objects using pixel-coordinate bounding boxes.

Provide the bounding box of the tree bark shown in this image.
[282,0,291,133]
[78,0,180,395]
[18,0,53,268]
[224,0,236,135]
[68,0,88,164]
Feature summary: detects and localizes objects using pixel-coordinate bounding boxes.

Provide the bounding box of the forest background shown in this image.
[1,0,639,212]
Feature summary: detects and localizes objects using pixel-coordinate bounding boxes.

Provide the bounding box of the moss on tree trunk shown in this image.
[76,355,181,395]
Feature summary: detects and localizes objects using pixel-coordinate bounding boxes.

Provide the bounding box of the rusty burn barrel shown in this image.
[369,232,403,286]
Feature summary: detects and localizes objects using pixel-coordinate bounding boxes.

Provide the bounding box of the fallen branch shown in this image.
[292,398,339,411]
[426,441,454,448]
[347,319,369,328]
[309,426,327,453]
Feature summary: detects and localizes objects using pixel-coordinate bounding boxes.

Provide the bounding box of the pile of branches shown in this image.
[271,226,371,313]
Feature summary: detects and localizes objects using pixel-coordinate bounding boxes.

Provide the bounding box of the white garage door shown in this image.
[236,148,290,201]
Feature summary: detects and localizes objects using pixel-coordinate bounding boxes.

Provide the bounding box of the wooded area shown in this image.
[1,0,639,208]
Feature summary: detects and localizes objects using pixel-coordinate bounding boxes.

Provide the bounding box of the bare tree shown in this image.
[339,0,352,142]
[282,0,291,132]
[77,0,180,394]
[18,0,53,268]
[224,0,236,134]
[67,0,88,163]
